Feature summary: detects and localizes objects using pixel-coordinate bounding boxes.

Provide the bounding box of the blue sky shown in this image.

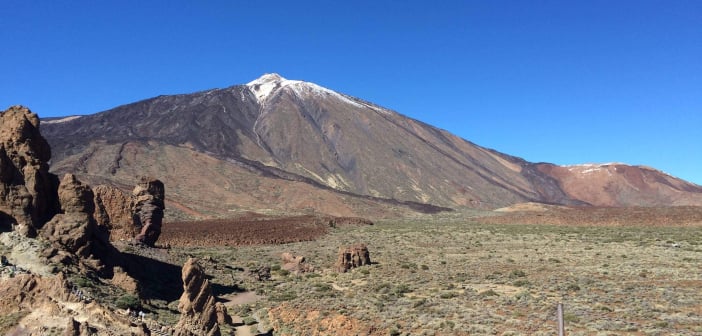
[2,1,700,185]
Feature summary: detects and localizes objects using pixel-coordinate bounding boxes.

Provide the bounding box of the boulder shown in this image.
[131,178,165,246]
[248,265,271,281]
[281,252,314,274]
[0,105,60,236]
[40,174,114,274]
[41,174,97,257]
[174,258,225,336]
[63,318,93,336]
[335,243,371,273]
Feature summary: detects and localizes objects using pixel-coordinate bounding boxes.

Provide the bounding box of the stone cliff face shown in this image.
[0,105,60,236]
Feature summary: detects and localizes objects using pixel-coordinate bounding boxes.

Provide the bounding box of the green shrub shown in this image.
[439,291,457,299]
[513,279,530,287]
[242,316,257,325]
[271,290,297,301]
[479,289,498,297]
[509,270,526,278]
[115,294,141,310]
[566,283,581,291]
[313,283,332,292]
[412,298,427,308]
[393,284,412,296]
[564,313,579,323]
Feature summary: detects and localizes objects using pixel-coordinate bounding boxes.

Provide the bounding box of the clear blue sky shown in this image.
[2,1,700,185]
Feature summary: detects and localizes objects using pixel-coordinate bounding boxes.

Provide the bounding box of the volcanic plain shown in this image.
[143,205,702,335]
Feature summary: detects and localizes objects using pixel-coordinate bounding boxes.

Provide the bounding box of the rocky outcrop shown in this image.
[0,105,60,236]
[248,266,271,281]
[63,318,94,336]
[281,252,314,274]
[335,244,371,273]
[0,271,136,334]
[110,266,139,294]
[39,174,114,276]
[92,184,133,241]
[41,174,98,258]
[174,258,225,336]
[131,178,165,246]
[0,273,74,314]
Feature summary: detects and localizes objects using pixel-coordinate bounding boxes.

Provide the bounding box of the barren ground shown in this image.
[142,206,702,335]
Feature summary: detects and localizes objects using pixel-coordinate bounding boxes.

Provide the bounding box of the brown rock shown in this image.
[40,174,116,276]
[215,302,232,325]
[174,258,223,336]
[0,105,60,236]
[335,243,371,273]
[40,174,97,257]
[110,266,139,295]
[281,252,314,274]
[248,265,271,281]
[63,318,93,336]
[0,271,135,334]
[57,174,95,214]
[131,177,165,246]
[93,184,133,240]
[0,272,74,316]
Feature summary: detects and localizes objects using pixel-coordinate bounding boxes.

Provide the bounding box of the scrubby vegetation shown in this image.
[168,215,702,335]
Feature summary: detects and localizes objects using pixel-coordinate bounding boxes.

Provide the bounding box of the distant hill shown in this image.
[41,74,702,219]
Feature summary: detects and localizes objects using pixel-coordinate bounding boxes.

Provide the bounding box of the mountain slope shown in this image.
[41,74,702,217]
[537,163,702,206]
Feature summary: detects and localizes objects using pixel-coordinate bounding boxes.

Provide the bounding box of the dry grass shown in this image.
[170,215,702,335]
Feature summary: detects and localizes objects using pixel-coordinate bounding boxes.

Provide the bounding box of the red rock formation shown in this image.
[131,178,165,246]
[335,243,371,272]
[174,258,225,336]
[0,105,60,236]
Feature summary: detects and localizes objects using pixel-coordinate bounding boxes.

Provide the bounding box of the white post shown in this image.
[557,302,565,336]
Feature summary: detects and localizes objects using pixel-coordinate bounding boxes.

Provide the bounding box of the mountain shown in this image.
[41,74,702,219]
[536,163,702,207]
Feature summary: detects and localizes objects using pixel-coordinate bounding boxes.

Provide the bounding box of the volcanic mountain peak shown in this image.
[246,73,365,108]
[39,74,702,217]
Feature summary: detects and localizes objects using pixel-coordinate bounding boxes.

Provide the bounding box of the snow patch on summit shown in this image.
[43,116,82,124]
[562,163,624,177]
[245,73,364,108]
